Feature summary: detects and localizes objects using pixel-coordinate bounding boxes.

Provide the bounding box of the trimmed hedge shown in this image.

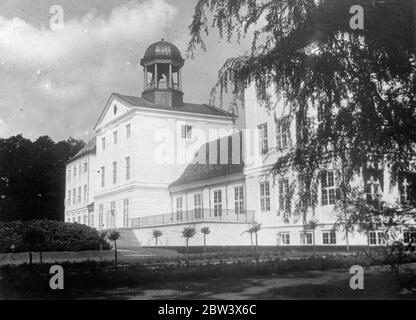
[0,220,111,253]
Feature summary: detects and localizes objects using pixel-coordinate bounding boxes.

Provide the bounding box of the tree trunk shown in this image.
[345,228,350,252]
[250,233,254,259]
[312,230,316,253]
[155,237,158,248]
[204,235,207,257]
[99,243,103,263]
[186,238,189,266]
[255,233,259,263]
[114,240,118,269]
[29,251,32,265]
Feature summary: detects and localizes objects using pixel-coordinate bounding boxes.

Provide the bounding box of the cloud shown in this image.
[0,0,180,140]
[0,0,177,67]
[0,117,12,138]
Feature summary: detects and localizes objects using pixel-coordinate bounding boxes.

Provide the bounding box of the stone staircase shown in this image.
[115,228,141,249]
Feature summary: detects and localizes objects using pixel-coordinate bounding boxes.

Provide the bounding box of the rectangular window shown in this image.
[102,137,106,150]
[110,201,116,228]
[299,175,311,209]
[74,166,77,177]
[99,204,103,230]
[83,215,87,225]
[68,168,71,181]
[73,188,76,204]
[68,190,71,206]
[79,164,82,176]
[276,117,291,150]
[377,232,385,245]
[77,216,81,224]
[83,184,87,204]
[112,161,117,184]
[257,123,268,155]
[259,181,270,212]
[84,161,88,173]
[78,186,81,203]
[181,125,192,139]
[193,194,202,219]
[123,199,129,228]
[126,124,131,138]
[321,170,335,206]
[278,178,290,213]
[90,214,94,227]
[234,186,244,214]
[125,157,130,180]
[101,166,105,187]
[322,230,336,244]
[176,197,183,221]
[113,131,118,145]
[403,230,416,244]
[317,103,330,122]
[369,231,377,245]
[280,233,290,245]
[213,190,222,217]
[300,232,313,245]
[364,169,383,203]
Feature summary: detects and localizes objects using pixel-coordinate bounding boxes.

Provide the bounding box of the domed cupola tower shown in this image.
[140,39,185,107]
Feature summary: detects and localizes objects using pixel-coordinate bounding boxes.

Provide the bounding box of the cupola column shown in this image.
[143,66,147,90]
[154,63,158,89]
[169,64,172,88]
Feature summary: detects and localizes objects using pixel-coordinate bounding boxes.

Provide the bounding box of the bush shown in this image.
[0,220,111,253]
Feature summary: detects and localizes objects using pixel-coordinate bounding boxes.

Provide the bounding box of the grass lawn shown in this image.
[0,247,179,266]
[69,264,416,300]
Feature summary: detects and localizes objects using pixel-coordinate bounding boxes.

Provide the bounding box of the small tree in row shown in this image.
[107,230,120,269]
[153,230,163,247]
[201,227,210,256]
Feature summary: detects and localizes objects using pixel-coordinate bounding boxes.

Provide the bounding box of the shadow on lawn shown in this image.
[80,269,416,300]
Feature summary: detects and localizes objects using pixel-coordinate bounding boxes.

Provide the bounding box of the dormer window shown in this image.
[113,105,117,115]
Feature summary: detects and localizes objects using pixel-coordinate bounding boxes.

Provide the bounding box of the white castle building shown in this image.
[64,40,414,247]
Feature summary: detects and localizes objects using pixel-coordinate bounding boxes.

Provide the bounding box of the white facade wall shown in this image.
[91,95,236,229]
[64,152,95,227]
[133,222,252,247]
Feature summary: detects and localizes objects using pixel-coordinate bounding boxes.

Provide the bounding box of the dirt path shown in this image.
[80,264,416,300]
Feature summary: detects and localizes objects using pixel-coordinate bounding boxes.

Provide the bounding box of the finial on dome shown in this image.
[161,38,164,42]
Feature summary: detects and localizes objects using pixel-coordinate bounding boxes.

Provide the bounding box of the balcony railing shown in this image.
[130,209,255,228]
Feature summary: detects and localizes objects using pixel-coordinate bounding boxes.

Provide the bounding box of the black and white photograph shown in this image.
[0,0,415,304]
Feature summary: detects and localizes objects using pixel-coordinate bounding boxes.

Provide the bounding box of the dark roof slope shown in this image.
[67,137,96,164]
[170,163,244,188]
[113,93,235,118]
[170,133,244,188]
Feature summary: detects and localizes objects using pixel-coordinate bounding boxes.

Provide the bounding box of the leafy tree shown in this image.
[189,0,416,245]
[152,230,163,247]
[108,230,120,268]
[182,227,196,258]
[201,227,210,256]
[98,230,109,263]
[0,135,84,222]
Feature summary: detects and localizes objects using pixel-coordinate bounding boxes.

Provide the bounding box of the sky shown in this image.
[0,0,251,141]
